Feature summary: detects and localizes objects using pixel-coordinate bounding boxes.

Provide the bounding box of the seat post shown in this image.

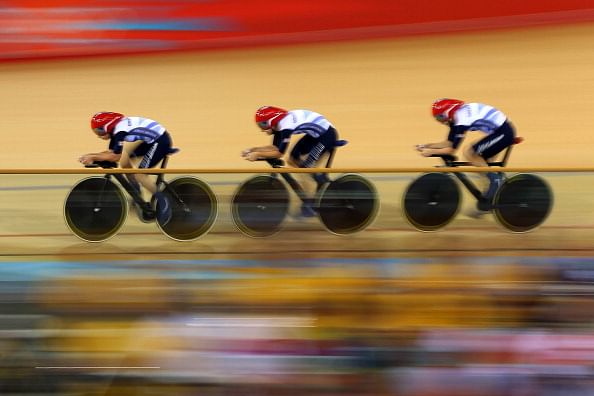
[324,148,336,168]
[160,155,170,169]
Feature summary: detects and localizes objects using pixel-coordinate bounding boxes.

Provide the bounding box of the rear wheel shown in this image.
[231,175,290,237]
[492,173,553,232]
[402,173,460,231]
[63,177,127,242]
[156,176,218,241]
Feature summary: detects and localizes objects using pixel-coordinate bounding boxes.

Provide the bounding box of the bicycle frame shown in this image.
[265,158,310,204]
[262,141,344,205]
[90,152,181,215]
[436,141,516,206]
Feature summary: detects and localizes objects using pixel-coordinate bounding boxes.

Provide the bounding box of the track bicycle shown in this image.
[63,149,218,242]
[231,143,379,237]
[402,137,553,232]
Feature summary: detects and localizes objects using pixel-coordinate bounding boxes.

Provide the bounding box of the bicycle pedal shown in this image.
[476,200,492,212]
[291,205,317,221]
[137,207,156,223]
[142,211,156,222]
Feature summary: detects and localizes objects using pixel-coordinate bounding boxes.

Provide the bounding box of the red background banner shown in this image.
[2,0,594,60]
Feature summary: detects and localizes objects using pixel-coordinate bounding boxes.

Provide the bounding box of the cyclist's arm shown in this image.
[416,140,455,155]
[417,124,468,156]
[79,150,121,165]
[242,130,291,161]
[419,140,453,149]
[244,146,283,161]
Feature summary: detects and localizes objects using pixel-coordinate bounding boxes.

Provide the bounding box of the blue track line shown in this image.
[0,256,592,282]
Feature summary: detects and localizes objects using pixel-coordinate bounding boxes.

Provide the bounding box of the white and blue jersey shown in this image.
[454,103,506,132]
[273,110,335,154]
[275,110,333,138]
[108,116,172,168]
[448,103,515,158]
[272,109,339,168]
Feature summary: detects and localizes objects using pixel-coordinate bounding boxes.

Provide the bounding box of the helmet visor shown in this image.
[93,127,107,136]
[434,113,449,123]
[257,121,270,130]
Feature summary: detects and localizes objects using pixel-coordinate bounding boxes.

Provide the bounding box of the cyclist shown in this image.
[242,106,341,217]
[416,98,516,213]
[79,112,173,224]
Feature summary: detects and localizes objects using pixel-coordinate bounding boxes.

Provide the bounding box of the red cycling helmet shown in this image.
[255,106,288,130]
[91,112,125,136]
[432,99,464,123]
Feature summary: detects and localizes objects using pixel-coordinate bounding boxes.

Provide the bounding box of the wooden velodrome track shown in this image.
[2,22,594,258]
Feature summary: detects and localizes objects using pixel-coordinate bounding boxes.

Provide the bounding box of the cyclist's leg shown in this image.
[301,128,337,188]
[121,140,154,194]
[287,136,317,217]
[468,124,515,201]
[138,134,173,224]
[288,135,312,167]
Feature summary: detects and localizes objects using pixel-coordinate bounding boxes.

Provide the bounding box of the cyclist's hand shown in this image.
[79,155,94,165]
[246,152,260,161]
[415,144,426,152]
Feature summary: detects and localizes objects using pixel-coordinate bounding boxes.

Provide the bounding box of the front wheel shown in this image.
[156,176,218,241]
[492,173,553,232]
[402,172,461,231]
[316,174,379,235]
[231,175,290,238]
[63,177,128,242]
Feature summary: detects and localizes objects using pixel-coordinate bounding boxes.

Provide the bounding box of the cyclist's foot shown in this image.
[140,206,156,223]
[467,199,492,219]
[292,203,317,220]
[301,203,317,217]
[466,208,490,219]
[129,200,155,223]
[153,191,172,226]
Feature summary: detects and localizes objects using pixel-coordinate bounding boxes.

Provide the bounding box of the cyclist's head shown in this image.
[432,98,464,124]
[255,106,288,130]
[91,112,125,137]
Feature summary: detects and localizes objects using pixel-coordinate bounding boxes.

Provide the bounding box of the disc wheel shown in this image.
[156,177,218,241]
[492,173,553,232]
[317,174,379,235]
[63,177,127,242]
[231,175,290,238]
[402,172,460,231]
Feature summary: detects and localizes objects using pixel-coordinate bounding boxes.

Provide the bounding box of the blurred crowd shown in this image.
[0,257,593,395]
